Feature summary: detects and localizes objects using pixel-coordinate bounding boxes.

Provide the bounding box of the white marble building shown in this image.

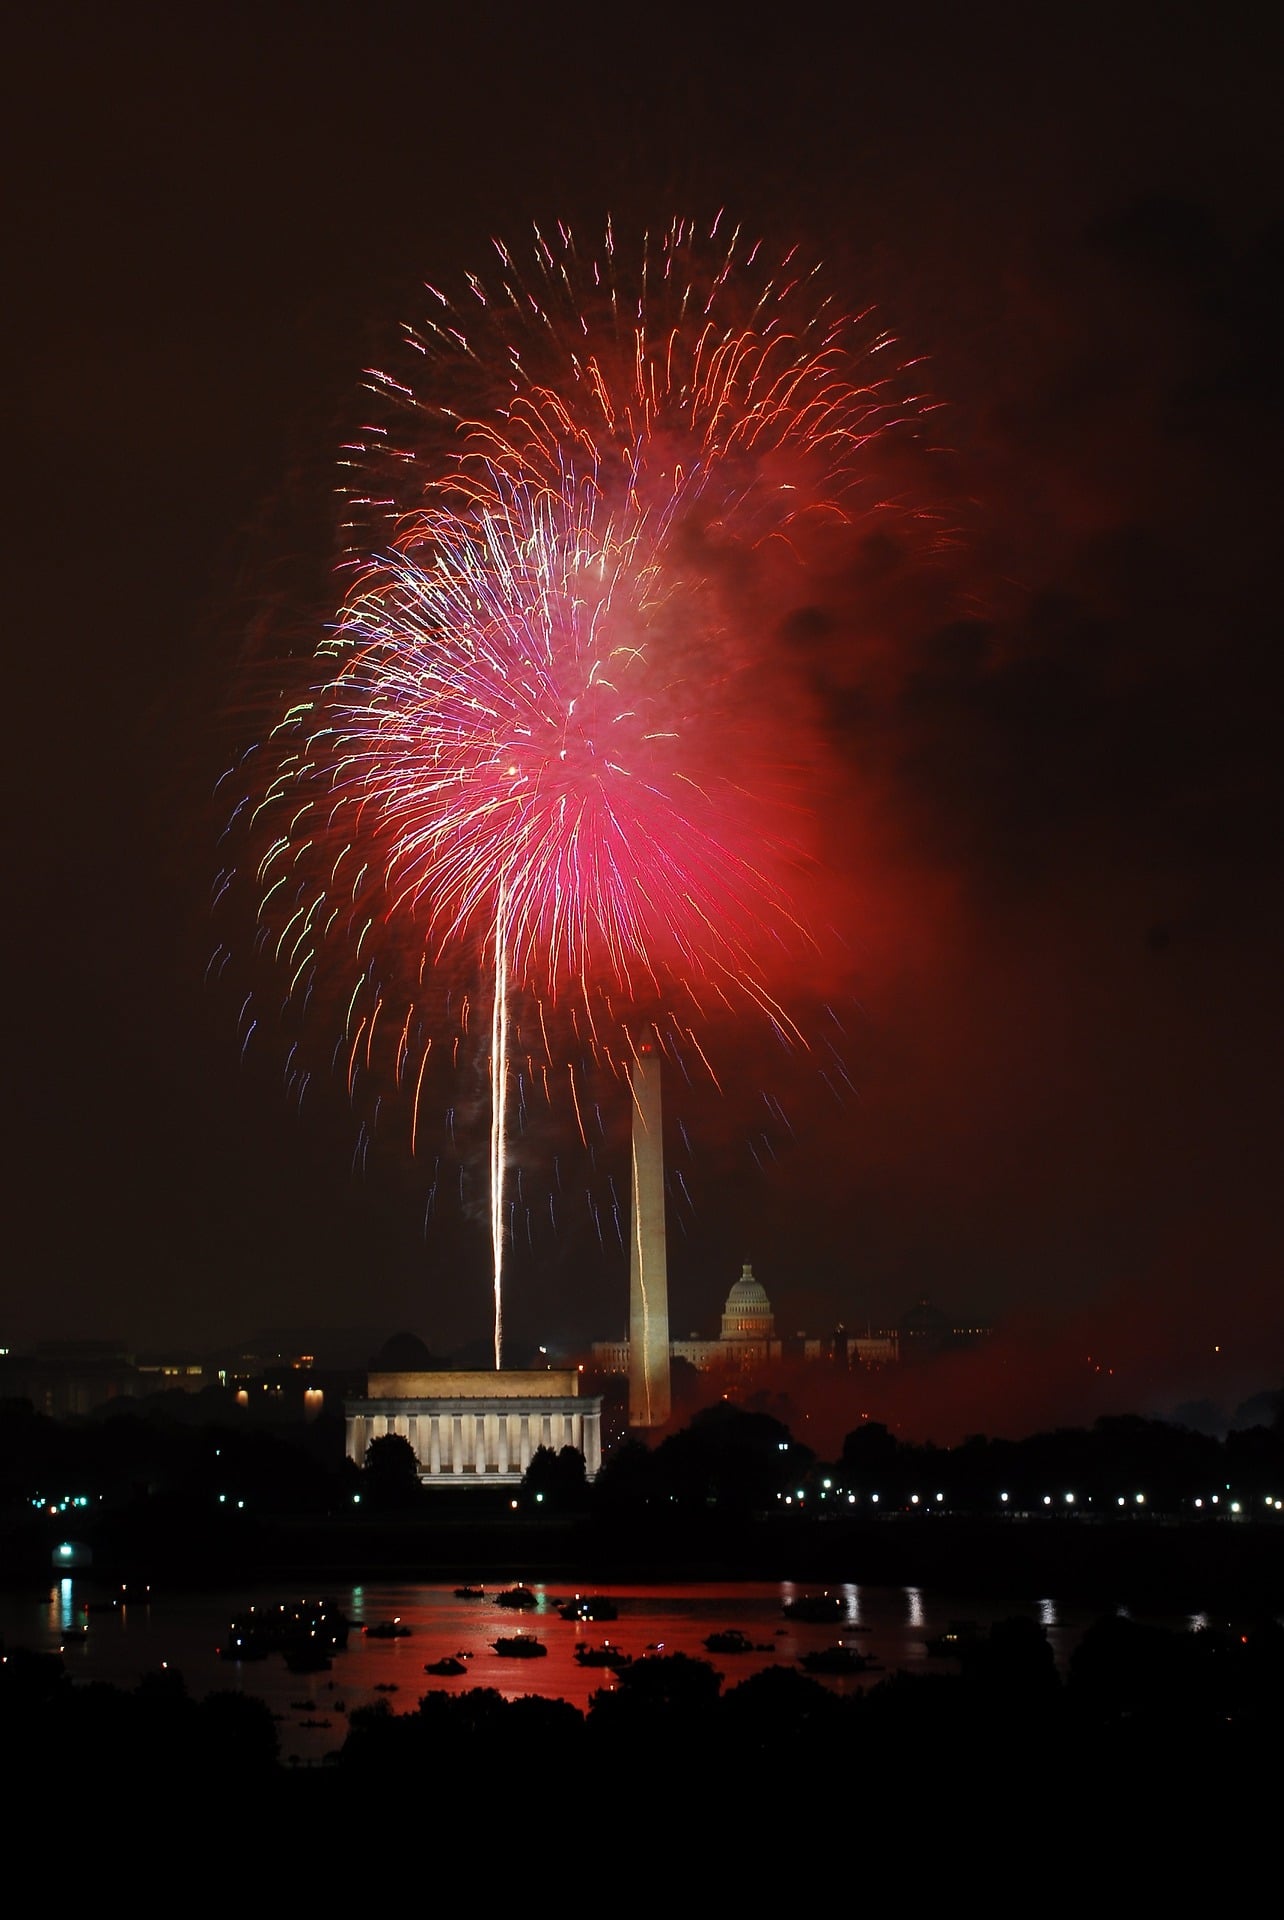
[345,1368,602,1487]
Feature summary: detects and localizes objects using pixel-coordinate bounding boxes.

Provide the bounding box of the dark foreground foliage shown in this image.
[7,1613,1279,1838]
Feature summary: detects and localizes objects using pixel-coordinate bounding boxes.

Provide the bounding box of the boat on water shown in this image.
[424,1656,468,1676]
[574,1643,632,1669]
[799,1645,877,1675]
[783,1594,850,1624]
[493,1586,538,1610]
[219,1599,351,1663]
[558,1595,618,1622]
[363,1617,411,1638]
[704,1629,755,1654]
[493,1635,547,1658]
[924,1621,981,1658]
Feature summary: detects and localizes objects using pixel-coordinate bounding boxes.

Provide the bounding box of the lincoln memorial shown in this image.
[345,1367,603,1487]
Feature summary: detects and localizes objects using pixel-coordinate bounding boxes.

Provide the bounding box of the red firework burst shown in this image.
[220,214,946,1355]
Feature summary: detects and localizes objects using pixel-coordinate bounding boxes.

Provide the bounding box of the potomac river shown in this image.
[0,1575,1229,1767]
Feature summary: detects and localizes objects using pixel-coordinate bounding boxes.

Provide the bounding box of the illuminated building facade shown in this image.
[345,1368,602,1486]
[596,1263,784,1377]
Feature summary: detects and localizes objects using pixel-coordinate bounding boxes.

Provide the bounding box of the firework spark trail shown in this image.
[490,877,509,1367]
[230,215,945,1362]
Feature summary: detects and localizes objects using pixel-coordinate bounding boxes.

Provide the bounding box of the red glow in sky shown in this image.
[5,8,1280,1424]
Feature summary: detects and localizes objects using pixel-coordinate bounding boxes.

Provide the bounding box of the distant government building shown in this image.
[343,1335,603,1488]
[592,1263,909,1376]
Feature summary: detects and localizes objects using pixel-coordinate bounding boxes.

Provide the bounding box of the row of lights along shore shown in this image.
[778,1482,1280,1513]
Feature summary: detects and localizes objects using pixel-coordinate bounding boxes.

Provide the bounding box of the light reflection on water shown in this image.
[0,1578,1149,1767]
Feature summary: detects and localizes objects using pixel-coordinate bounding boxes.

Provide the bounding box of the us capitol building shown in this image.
[592,1261,781,1374]
[592,1262,903,1376]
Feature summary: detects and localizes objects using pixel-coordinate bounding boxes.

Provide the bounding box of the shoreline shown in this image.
[8,1510,1280,1616]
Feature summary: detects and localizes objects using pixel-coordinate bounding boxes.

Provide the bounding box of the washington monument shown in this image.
[628,1043,671,1427]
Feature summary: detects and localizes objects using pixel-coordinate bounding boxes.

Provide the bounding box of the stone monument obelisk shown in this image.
[627,1042,671,1427]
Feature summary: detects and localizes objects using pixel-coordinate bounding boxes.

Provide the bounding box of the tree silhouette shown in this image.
[363,1432,421,1508]
[520,1443,587,1511]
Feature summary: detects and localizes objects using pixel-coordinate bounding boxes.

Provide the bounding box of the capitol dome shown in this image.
[720,1264,776,1342]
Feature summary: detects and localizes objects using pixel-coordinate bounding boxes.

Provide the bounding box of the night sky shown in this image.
[7,4,1281,1435]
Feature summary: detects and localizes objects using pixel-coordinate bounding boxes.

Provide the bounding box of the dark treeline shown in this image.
[5,1391,1282,1518]
[588,1400,1284,1516]
[335,1612,1284,1794]
[2,1393,1281,1603]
